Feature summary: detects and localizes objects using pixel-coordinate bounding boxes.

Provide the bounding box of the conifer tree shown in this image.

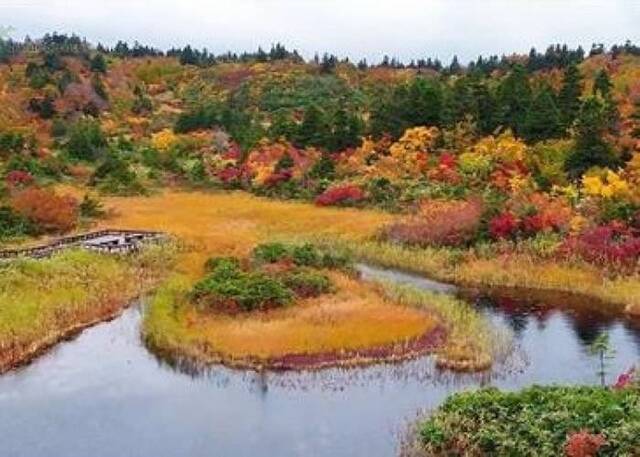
[296,104,329,149]
[90,53,107,73]
[565,97,620,179]
[558,63,583,130]
[494,64,532,136]
[523,85,562,142]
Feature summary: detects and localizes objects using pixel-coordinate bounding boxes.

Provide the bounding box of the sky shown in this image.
[2,0,640,64]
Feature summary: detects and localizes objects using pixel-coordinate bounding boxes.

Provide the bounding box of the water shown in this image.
[1,266,639,457]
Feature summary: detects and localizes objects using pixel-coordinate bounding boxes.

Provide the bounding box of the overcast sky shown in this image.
[2,0,640,63]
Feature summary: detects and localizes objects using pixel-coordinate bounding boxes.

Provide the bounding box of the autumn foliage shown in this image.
[315,184,365,206]
[10,187,78,233]
[384,198,484,247]
[564,431,607,457]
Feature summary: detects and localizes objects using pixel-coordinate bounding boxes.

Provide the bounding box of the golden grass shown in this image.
[95,190,441,364]
[342,240,640,316]
[98,190,392,279]
[144,272,437,363]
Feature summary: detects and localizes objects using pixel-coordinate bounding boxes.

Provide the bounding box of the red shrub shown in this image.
[564,431,607,457]
[217,166,243,184]
[439,153,456,169]
[264,170,292,187]
[559,222,640,269]
[613,367,636,390]
[489,212,518,240]
[521,213,546,235]
[5,170,34,188]
[315,184,365,206]
[384,198,483,247]
[10,187,78,233]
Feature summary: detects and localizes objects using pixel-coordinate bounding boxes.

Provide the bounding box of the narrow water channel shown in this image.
[1,266,639,457]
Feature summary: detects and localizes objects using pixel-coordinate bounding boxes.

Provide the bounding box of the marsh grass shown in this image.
[380,281,512,371]
[0,243,177,371]
[143,271,440,368]
[341,240,640,316]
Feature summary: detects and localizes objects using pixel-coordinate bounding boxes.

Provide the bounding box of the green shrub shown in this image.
[420,385,640,456]
[282,269,332,297]
[66,118,107,161]
[204,256,241,273]
[192,268,292,312]
[0,206,35,239]
[79,194,105,219]
[252,242,289,264]
[90,152,146,195]
[291,243,321,266]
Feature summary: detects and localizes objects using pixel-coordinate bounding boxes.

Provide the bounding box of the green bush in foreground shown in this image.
[420,385,640,456]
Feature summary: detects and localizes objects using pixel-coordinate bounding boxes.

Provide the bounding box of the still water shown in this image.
[0,266,639,457]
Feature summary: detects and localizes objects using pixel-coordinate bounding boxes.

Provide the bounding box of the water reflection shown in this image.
[0,268,639,457]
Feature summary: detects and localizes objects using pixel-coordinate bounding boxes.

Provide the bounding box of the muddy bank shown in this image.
[0,300,130,374]
[145,326,446,374]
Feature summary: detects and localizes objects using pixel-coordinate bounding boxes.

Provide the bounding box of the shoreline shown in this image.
[144,325,447,373]
[344,241,640,318]
[0,299,132,374]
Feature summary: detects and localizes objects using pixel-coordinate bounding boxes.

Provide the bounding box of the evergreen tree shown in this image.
[90,53,107,73]
[565,97,620,179]
[295,104,329,148]
[494,64,532,136]
[448,55,461,74]
[309,152,335,180]
[592,70,619,133]
[405,77,443,127]
[331,107,363,151]
[444,76,477,126]
[268,110,297,141]
[472,78,497,135]
[523,85,562,142]
[369,86,408,139]
[593,69,613,98]
[558,63,583,130]
[179,46,198,65]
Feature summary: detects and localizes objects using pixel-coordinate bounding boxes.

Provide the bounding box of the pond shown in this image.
[0,265,639,457]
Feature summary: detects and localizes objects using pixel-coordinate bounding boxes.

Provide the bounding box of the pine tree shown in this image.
[558,63,583,130]
[472,78,497,135]
[593,69,612,98]
[331,108,362,151]
[90,53,107,73]
[523,85,562,142]
[444,76,477,127]
[296,104,329,149]
[565,97,620,179]
[592,70,619,133]
[405,78,443,127]
[494,64,532,136]
[369,86,408,139]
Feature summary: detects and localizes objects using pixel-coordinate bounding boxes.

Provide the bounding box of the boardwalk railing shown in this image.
[0,229,166,260]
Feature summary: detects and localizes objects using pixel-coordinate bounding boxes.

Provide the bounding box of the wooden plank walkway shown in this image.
[0,229,166,260]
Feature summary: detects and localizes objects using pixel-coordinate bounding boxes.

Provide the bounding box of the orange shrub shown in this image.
[384,198,483,247]
[11,187,79,233]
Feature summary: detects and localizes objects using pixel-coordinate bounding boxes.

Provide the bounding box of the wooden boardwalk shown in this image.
[0,229,166,260]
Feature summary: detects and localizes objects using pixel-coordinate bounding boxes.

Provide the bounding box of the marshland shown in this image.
[2,3,640,455]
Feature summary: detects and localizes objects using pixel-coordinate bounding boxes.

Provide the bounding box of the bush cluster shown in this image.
[420,385,640,456]
[191,242,345,313]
